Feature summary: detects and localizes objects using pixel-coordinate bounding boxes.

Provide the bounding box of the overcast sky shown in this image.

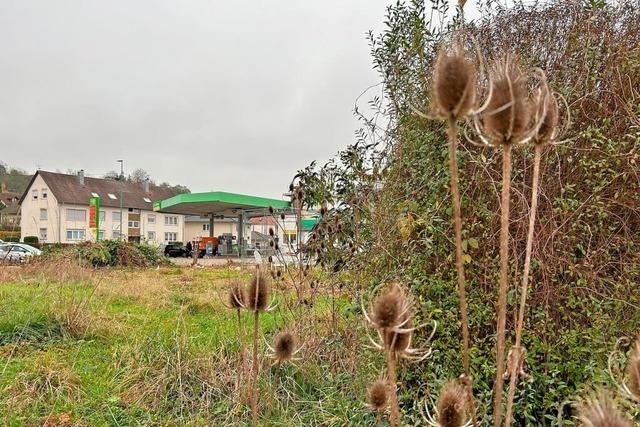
[1,1,479,199]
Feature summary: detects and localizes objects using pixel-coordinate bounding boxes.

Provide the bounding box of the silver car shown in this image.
[0,243,41,263]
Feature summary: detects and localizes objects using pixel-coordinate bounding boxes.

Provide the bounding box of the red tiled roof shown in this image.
[250,216,278,226]
[19,171,178,210]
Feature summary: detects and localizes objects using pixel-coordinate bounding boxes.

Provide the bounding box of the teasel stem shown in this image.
[504,144,542,425]
[386,347,400,427]
[251,270,261,427]
[447,116,478,426]
[493,143,512,426]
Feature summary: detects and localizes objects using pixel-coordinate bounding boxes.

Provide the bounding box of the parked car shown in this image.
[164,243,187,258]
[0,243,41,263]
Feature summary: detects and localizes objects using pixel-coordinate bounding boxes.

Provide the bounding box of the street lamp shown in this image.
[117,160,124,240]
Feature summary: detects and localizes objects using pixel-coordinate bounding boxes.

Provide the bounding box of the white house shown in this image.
[19,170,185,245]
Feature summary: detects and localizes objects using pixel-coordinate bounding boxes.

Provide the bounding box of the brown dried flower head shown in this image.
[228,280,246,309]
[384,310,412,352]
[433,46,477,119]
[247,271,270,311]
[533,84,559,145]
[367,380,389,411]
[577,393,631,427]
[437,381,468,427]
[372,284,405,329]
[274,331,296,363]
[482,58,530,145]
[626,334,640,400]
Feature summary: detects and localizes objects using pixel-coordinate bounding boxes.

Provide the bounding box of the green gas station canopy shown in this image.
[153,191,291,216]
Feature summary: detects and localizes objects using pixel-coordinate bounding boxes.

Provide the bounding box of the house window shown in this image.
[66,209,86,222]
[164,232,177,242]
[148,215,156,224]
[99,211,106,222]
[128,220,140,228]
[39,228,47,241]
[203,224,210,231]
[66,229,86,241]
[112,211,121,222]
[98,230,105,240]
[32,189,38,200]
[283,232,297,244]
[40,208,48,220]
[128,208,140,213]
[165,216,178,226]
[148,231,156,241]
[112,230,123,239]
[42,189,48,199]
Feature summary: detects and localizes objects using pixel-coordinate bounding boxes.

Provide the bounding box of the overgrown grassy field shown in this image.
[0,262,376,426]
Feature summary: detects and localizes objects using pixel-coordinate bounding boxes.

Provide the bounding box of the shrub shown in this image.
[23,236,38,245]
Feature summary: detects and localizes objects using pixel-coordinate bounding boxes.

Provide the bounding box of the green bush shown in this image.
[23,236,38,244]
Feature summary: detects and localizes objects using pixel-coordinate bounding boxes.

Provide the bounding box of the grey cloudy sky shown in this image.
[1,1,477,198]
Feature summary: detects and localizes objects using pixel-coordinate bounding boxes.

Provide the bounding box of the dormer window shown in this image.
[91,192,99,198]
[32,189,38,200]
[143,197,152,203]
[108,193,117,200]
[42,189,48,199]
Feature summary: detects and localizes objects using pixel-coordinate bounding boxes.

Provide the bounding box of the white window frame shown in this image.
[40,208,48,220]
[203,223,210,231]
[66,209,86,222]
[66,229,86,241]
[147,231,156,241]
[99,211,106,222]
[41,188,48,199]
[39,228,48,241]
[164,216,178,226]
[112,211,122,222]
[32,189,38,200]
[164,232,177,242]
[147,215,156,224]
[128,220,140,228]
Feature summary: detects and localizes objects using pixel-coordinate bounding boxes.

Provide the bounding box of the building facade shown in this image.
[19,170,185,245]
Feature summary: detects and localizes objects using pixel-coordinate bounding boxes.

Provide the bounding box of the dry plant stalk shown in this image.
[504,79,560,426]
[431,42,478,424]
[468,55,546,426]
[246,266,276,427]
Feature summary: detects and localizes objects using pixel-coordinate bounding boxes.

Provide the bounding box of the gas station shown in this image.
[153,191,295,259]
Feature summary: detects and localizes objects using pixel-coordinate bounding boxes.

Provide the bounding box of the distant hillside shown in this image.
[0,171,32,195]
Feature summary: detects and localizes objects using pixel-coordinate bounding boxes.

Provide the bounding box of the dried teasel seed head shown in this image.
[533,87,559,145]
[276,270,282,278]
[275,243,279,251]
[280,212,286,220]
[228,280,246,309]
[273,331,296,364]
[384,311,412,352]
[433,47,477,119]
[247,271,270,311]
[268,205,274,214]
[577,393,631,427]
[320,206,327,216]
[437,381,468,427]
[289,183,295,192]
[269,240,274,247]
[626,334,640,400]
[483,58,530,145]
[269,227,275,236]
[367,380,389,411]
[268,255,273,263]
[372,284,405,329]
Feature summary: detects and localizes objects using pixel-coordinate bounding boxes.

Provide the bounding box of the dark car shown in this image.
[164,243,187,258]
